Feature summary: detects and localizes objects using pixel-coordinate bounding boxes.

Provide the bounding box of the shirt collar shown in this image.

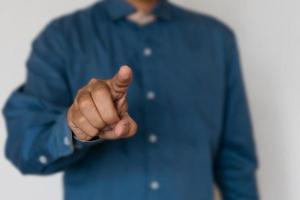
[105,0,172,21]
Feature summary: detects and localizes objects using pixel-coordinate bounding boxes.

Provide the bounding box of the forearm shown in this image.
[3,89,100,175]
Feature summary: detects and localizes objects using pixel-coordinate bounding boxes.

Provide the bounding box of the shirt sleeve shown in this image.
[214,31,259,199]
[2,19,101,175]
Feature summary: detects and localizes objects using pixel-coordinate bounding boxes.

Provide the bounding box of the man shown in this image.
[3,0,259,199]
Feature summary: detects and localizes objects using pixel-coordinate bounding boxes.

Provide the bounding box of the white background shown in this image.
[0,0,299,199]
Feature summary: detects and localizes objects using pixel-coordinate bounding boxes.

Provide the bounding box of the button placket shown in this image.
[139,29,162,195]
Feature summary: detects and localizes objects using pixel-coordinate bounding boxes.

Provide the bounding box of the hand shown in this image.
[67,65,138,141]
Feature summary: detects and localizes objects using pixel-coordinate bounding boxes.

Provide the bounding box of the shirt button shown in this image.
[150,181,160,190]
[64,136,71,146]
[38,155,48,165]
[148,134,158,144]
[146,91,156,100]
[143,47,152,57]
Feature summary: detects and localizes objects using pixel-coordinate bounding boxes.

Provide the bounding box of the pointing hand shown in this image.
[67,65,138,141]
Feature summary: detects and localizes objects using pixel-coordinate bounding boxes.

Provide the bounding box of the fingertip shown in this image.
[119,65,132,72]
[118,65,132,82]
[115,119,130,137]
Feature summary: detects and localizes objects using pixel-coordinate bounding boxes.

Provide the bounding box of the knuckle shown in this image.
[76,116,86,126]
[92,86,108,97]
[77,88,85,95]
[89,78,98,84]
[78,98,91,110]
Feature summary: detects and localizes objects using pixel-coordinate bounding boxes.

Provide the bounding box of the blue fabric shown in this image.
[3,0,259,199]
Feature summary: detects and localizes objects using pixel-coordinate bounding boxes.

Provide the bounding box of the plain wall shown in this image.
[0,0,299,199]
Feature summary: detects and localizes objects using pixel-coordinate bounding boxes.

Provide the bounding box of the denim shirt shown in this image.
[3,0,259,199]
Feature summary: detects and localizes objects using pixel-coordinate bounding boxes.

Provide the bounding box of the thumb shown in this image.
[108,65,133,100]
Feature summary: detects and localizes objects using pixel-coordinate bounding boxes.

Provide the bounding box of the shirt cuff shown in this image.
[49,110,103,160]
[72,136,104,149]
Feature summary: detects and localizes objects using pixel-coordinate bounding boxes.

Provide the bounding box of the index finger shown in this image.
[108,65,133,100]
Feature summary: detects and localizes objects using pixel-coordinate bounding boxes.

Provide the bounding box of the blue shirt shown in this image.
[3,0,259,199]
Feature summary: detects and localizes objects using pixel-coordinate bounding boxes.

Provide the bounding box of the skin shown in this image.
[68,66,138,141]
[68,0,158,141]
[127,0,157,13]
